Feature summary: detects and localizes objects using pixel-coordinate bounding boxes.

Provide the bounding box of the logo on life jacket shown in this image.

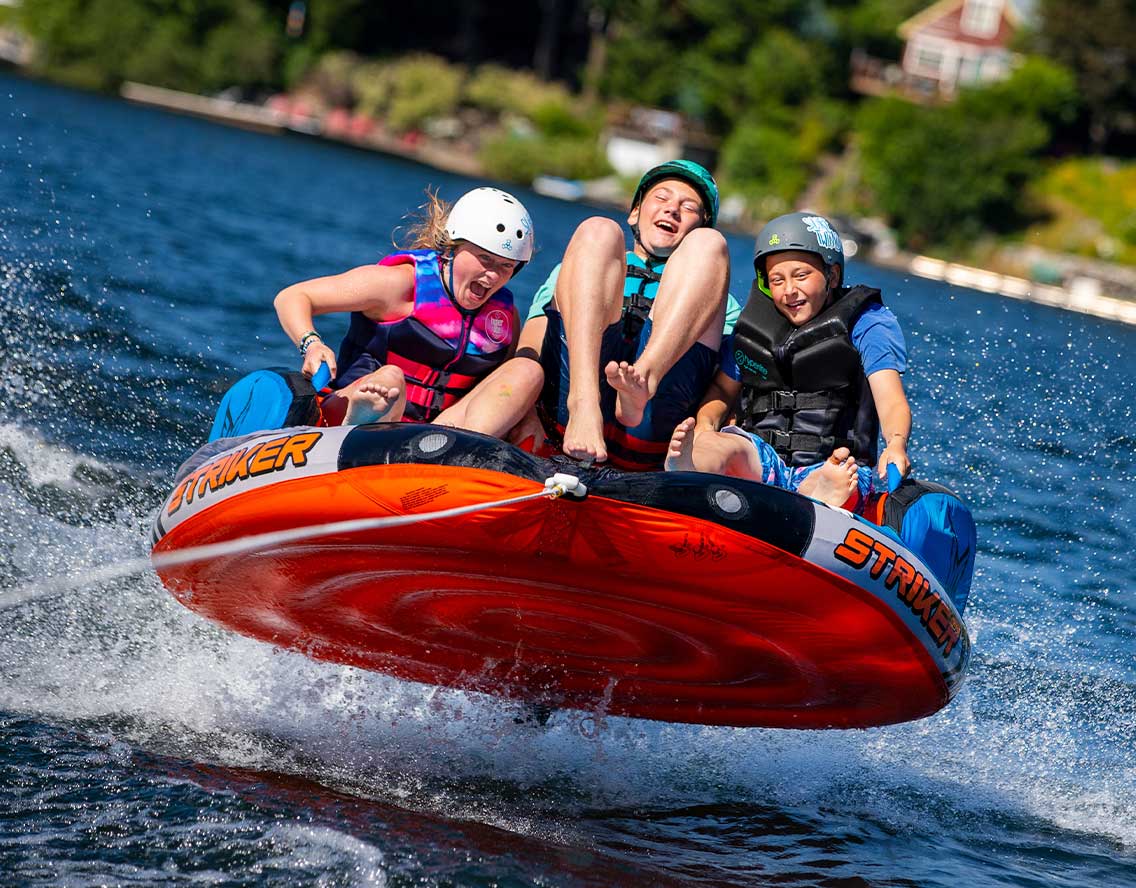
[734,349,769,378]
[485,309,511,344]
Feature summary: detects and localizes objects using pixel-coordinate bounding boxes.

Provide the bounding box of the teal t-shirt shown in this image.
[526,252,742,335]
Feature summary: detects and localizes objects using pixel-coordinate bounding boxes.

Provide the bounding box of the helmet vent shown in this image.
[496,223,506,232]
[516,229,524,239]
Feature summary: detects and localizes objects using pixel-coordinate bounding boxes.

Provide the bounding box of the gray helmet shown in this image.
[753,212,844,296]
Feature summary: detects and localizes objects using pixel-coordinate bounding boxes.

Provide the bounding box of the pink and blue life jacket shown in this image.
[331,249,517,422]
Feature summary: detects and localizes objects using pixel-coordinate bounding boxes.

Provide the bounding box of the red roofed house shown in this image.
[899,0,1024,97]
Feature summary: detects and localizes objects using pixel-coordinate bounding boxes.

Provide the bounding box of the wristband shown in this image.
[298,331,321,354]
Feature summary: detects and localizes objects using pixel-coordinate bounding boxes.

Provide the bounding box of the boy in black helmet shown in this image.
[666,211,911,510]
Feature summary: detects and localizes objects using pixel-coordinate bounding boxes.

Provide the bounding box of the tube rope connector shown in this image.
[544,472,588,499]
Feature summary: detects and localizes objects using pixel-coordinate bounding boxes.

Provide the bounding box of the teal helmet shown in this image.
[631,160,720,228]
[753,211,844,296]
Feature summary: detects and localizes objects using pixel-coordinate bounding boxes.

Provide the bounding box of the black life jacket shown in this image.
[731,283,883,467]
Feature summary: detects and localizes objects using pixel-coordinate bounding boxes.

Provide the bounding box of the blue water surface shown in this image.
[1,73,1134,887]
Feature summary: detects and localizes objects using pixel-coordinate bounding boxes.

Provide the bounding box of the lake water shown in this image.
[2,72,1134,887]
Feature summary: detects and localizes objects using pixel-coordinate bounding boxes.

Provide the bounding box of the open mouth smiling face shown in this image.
[629,179,706,257]
[451,245,517,310]
[765,251,837,326]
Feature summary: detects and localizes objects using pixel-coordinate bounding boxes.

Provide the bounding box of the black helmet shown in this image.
[753,212,844,295]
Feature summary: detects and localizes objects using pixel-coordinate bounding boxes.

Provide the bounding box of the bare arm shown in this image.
[867,369,912,479]
[273,263,415,378]
[694,370,742,433]
[514,314,548,360]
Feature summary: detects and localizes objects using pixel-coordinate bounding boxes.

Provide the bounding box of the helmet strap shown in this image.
[441,252,455,299]
[630,220,668,265]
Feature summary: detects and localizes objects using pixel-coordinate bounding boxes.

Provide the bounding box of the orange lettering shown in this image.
[929,605,952,646]
[834,528,875,568]
[167,479,189,516]
[909,579,940,623]
[248,437,285,474]
[869,541,897,579]
[274,431,321,469]
[884,556,918,598]
[203,457,226,493]
[222,447,251,483]
[939,609,962,656]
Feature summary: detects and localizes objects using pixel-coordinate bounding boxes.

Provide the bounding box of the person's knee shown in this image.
[672,226,728,263]
[512,356,545,396]
[382,365,406,383]
[569,216,625,255]
[359,365,405,388]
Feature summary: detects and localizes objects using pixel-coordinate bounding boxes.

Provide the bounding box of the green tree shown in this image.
[19,0,283,93]
[855,59,1077,249]
[1034,0,1136,152]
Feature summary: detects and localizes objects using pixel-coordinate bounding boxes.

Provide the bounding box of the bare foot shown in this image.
[665,418,697,471]
[605,360,654,428]
[343,383,403,425]
[798,447,859,508]
[562,402,607,463]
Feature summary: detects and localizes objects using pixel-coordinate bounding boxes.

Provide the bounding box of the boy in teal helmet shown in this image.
[489,160,741,468]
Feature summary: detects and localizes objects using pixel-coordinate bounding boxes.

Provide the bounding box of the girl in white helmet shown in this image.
[274,187,543,432]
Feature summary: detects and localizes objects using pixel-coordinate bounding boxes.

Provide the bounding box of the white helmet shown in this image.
[445,187,534,267]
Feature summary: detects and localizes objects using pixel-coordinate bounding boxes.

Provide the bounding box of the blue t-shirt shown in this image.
[719,301,907,381]
[527,253,743,335]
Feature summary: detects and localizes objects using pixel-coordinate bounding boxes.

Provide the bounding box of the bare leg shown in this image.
[434,357,544,438]
[797,447,860,508]
[554,217,626,462]
[665,419,763,478]
[608,227,729,427]
[324,365,406,426]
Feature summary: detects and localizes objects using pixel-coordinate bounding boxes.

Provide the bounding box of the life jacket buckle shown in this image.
[772,391,797,410]
[768,430,792,449]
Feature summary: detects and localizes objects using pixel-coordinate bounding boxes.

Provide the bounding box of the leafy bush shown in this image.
[854,60,1079,249]
[719,120,810,212]
[1028,158,1136,262]
[719,101,845,210]
[466,64,571,117]
[19,0,281,93]
[198,1,280,93]
[386,55,463,132]
[307,50,362,107]
[349,55,462,132]
[479,133,610,184]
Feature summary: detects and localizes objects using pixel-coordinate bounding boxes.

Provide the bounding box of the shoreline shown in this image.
[873,253,1136,326]
[119,80,1136,328]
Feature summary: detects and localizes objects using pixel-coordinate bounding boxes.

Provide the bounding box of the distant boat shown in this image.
[532,175,585,201]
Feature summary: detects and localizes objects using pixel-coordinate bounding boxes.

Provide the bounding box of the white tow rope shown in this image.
[2,472,588,609]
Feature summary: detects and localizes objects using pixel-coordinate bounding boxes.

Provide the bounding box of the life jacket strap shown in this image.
[751,388,853,412]
[621,263,662,344]
[754,428,854,456]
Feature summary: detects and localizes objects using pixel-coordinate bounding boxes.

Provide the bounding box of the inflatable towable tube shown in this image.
[151,423,975,729]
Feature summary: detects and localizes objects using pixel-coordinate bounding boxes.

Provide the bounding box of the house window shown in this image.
[910,41,945,77]
[961,0,1002,38]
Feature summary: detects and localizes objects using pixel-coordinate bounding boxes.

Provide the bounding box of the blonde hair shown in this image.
[394,188,460,255]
